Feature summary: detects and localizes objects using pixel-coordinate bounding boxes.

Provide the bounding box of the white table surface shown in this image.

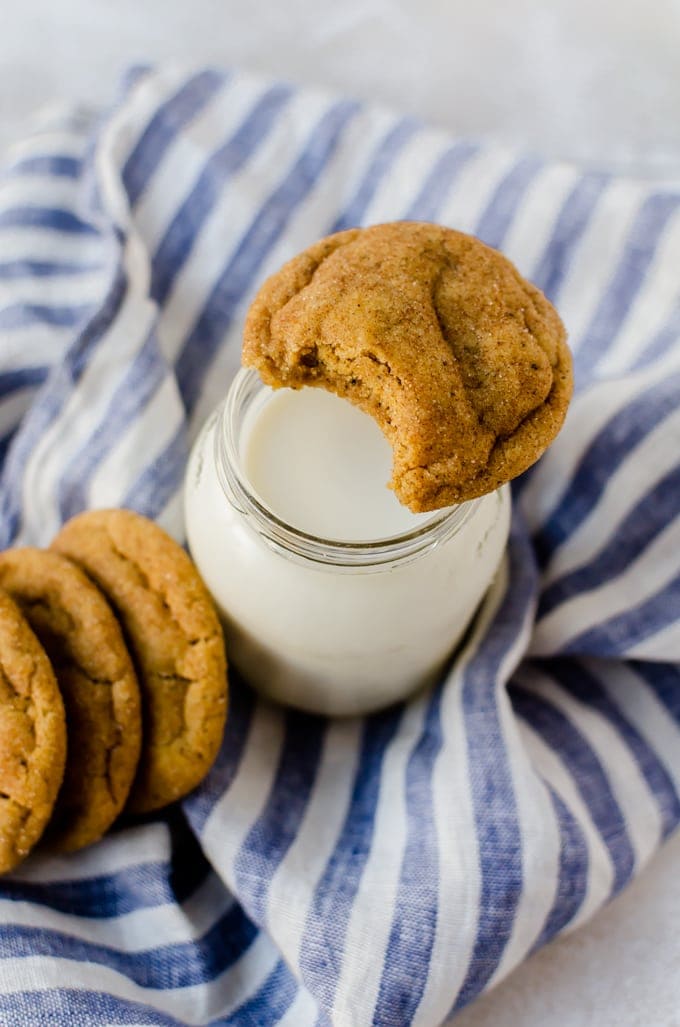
[3,2,680,1024]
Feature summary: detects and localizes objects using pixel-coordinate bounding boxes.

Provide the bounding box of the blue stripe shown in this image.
[8,155,82,179]
[176,99,360,414]
[576,192,680,380]
[531,789,589,947]
[224,959,299,1025]
[57,331,170,520]
[404,141,479,221]
[539,463,680,618]
[0,302,95,331]
[0,990,184,1026]
[0,258,103,279]
[122,421,187,520]
[546,659,680,837]
[0,366,49,397]
[150,84,293,306]
[0,904,258,989]
[185,676,257,833]
[561,574,680,658]
[297,706,404,1012]
[630,661,680,722]
[0,206,98,234]
[453,516,537,1011]
[633,297,680,370]
[475,155,544,249]
[0,262,127,547]
[372,684,444,1024]
[330,116,421,232]
[0,861,192,918]
[122,69,226,207]
[0,260,127,546]
[533,371,680,568]
[532,172,610,301]
[511,682,635,894]
[234,710,326,924]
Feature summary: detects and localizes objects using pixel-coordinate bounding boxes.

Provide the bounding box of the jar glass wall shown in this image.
[184,370,511,716]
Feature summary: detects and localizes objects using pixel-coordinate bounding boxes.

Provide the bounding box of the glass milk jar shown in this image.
[184,369,511,716]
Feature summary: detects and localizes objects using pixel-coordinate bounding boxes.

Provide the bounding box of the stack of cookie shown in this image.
[0,509,228,875]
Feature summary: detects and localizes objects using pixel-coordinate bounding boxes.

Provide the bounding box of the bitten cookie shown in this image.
[52,509,228,814]
[0,548,142,852]
[0,590,66,873]
[243,221,573,511]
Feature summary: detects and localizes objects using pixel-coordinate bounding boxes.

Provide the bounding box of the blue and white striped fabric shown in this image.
[1,65,679,1026]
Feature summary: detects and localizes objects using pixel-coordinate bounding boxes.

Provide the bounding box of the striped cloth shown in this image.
[0,65,679,1027]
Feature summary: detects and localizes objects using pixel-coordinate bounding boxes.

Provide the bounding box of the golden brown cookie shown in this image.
[0,548,142,852]
[0,589,66,873]
[243,221,573,512]
[52,509,228,814]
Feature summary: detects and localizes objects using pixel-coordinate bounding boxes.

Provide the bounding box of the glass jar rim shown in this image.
[214,368,479,569]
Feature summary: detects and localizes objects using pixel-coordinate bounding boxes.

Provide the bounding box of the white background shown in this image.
[2,2,680,1025]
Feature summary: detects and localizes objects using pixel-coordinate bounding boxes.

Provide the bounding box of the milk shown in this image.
[184,371,511,715]
[243,386,433,541]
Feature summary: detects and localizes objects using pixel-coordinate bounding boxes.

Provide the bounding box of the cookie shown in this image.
[0,548,142,852]
[243,221,573,512]
[0,589,66,873]
[52,509,228,814]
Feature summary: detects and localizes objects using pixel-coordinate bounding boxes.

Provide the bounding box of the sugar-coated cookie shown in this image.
[243,221,572,511]
[52,509,228,814]
[0,548,142,852]
[0,590,66,873]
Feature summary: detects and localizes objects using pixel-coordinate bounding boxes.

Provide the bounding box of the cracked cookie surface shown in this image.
[0,548,142,852]
[52,509,228,814]
[0,589,66,873]
[243,221,572,511]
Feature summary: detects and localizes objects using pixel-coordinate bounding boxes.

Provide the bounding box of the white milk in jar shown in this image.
[184,368,511,715]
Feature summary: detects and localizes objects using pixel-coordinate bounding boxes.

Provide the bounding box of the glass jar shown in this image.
[184,370,511,716]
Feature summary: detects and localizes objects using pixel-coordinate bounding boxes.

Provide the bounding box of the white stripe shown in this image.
[518,354,680,533]
[556,177,648,352]
[596,205,680,376]
[8,823,171,883]
[438,146,520,232]
[156,88,334,369]
[529,669,662,869]
[541,404,680,586]
[514,717,615,934]
[597,660,680,793]
[266,717,362,976]
[0,325,75,373]
[88,374,184,509]
[0,871,233,952]
[0,268,106,307]
[412,566,509,1025]
[0,177,85,212]
[485,568,562,989]
[364,126,463,224]
[628,618,680,661]
[0,229,108,265]
[502,161,581,276]
[530,514,680,656]
[157,485,185,543]
[4,130,88,166]
[0,940,278,1026]
[131,74,263,249]
[201,699,286,883]
[0,387,41,438]
[14,239,155,547]
[332,698,428,1023]
[275,986,320,1026]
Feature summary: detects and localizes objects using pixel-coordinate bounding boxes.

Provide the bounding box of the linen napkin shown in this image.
[0,65,679,1026]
